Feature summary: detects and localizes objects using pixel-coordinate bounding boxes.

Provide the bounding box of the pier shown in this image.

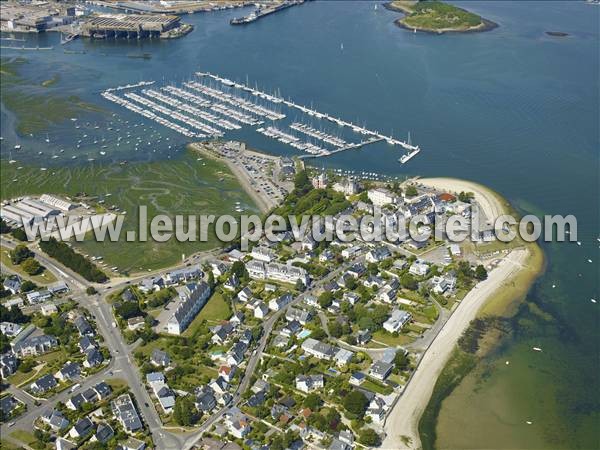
[101,70,421,164]
[231,0,305,25]
[298,137,384,159]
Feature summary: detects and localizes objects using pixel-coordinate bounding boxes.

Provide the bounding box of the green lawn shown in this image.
[183,291,232,337]
[0,440,21,450]
[371,330,413,347]
[362,378,394,395]
[0,245,57,285]
[9,430,37,446]
[1,151,258,274]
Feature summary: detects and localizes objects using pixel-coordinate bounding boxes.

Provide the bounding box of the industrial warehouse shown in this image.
[80,13,191,39]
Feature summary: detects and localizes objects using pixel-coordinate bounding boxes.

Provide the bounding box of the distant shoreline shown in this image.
[383,2,498,35]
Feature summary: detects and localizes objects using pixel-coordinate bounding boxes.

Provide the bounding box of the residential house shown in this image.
[138,276,164,293]
[195,386,217,413]
[409,260,430,277]
[29,373,57,395]
[224,407,251,439]
[254,302,269,319]
[111,394,143,433]
[69,417,94,439]
[163,265,202,286]
[127,316,145,331]
[295,374,324,393]
[369,360,394,381]
[0,322,22,337]
[349,372,366,386]
[269,293,293,312]
[12,334,58,357]
[218,365,236,383]
[250,246,275,263]
[383,309,412,333]
[84,347,104,368]
[150,349,171,368]
[0,353,18,378]
[3,275,21,294]
[286,307,312,325]
[40,303,58,316]
[74,316,94,337]
[55,361,81,382]
[40,409,70,431]
[366,245,392,263]
[92,423,114,444]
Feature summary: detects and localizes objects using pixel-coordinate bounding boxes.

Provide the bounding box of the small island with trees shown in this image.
[385,1,498,34]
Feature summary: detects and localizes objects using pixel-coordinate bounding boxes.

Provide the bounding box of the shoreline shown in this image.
[380,177,543,450]
[188,142,272,214]
[383,2,498,35]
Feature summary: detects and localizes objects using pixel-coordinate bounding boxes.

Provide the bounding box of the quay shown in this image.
[298,137,384,159]
[231,0,305,25]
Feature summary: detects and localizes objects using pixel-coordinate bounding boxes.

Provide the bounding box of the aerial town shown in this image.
[1,0,595,449]
[0,161,508,450]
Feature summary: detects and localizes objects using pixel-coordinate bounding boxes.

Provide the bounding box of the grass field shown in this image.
[9,430,37,446]
[183,291,232,337]
[371,330,413,347]
[0,245,57,285]
[0,152,258,273]
[1,57,103,135]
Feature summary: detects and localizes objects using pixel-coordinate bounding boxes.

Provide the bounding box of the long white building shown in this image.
[167,281,211,335]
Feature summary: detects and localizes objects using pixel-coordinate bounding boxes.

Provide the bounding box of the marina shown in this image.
[101,71,421,163]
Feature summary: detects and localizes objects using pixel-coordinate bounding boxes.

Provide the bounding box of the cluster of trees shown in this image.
[269,431,300,450]
[39,237,108,282]
[457,261,488,282]
[342,389,369,418]
[329,318,352,338]
[359,428,381,446]
[145,288,174,308]
[274,170,351,221]
[173,396,199,426]
[9,244,33,264]
[115,302,142,320]
[8,245,42,275]
[346,303,390,333]
[0,304,29,324]
[307,407,343,433]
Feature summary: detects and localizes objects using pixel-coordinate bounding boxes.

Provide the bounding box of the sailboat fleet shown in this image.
[98,70,421,164]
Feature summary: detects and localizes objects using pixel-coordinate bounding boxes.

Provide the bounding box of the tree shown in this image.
[295,278,305,292]
[10,228,27,241]
[20,280,37,292]
[329,320,343,338]
[342,390,369,417]
[394,351,409,372]
[318,291,333,308]
[475,265,488,280]
[10,244,33,265]
[0,219,10,234]
[21,257,41,275]
[0,304,29,324]
[359,428,381,446]
[39,237,108,283]
[230,260,248,281]
[294,170,312,195]
[303,393,322,410]
[115,302,142,320]
[400,273,418,290]
[173,396,197,426]
[86,286,97,295]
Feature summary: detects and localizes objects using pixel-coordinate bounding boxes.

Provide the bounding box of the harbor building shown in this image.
[81,13,183,39]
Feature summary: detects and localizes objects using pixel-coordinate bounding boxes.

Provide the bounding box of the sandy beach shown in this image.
[380,178,529,449]
[381,247,530,449]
